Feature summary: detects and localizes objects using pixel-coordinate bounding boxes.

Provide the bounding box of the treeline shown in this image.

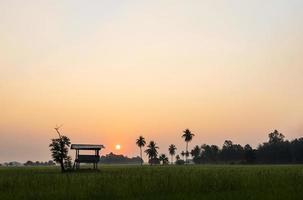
[190,130,303,164]
[99,152,142,164]
[0,160,56,167]
[136,129,303,165]
[24,160,56,166]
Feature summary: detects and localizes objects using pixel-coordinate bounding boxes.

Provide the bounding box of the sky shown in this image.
[0,0,303,163]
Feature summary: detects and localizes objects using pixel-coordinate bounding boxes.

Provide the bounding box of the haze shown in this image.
[1,0,303,162]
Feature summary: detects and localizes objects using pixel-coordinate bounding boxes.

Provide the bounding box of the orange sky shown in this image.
[1,1,303,162]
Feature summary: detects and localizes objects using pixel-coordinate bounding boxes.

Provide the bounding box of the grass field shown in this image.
[0,165,302,200]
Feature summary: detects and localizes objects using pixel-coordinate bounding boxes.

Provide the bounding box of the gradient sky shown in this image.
[1,0,303,162]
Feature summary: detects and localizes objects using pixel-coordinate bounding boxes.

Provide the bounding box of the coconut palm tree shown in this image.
[168,144,177,164]
[136,136,146,165]
[144,141,159,165]
[159,154,169,165]
[181,151,185,160]
[182,129,195,163]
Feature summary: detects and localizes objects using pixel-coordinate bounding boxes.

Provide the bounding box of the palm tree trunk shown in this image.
[186,142,188,164]
[140,147,143,166]
[171,155,173,164]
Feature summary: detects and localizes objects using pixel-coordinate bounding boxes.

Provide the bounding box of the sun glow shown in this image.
[115,144,121,150]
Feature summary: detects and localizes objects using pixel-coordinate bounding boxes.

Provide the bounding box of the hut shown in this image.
[71,144,105,169]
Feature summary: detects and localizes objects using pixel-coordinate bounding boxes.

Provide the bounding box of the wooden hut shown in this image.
[71,144,105,169]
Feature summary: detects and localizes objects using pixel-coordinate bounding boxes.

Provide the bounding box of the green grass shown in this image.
[0,165,302,200]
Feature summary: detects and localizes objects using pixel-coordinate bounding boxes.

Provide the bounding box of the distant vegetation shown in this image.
[24,160,55,166]
[0,161,55,167]
[99,152,142,164]
[190,130,303,164]
[138,129,303,165]
[3,129,301,168]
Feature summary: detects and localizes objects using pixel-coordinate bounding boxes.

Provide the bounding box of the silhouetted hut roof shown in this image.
[71,144,105,150]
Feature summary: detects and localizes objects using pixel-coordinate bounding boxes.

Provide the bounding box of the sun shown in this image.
[115,144,121,150]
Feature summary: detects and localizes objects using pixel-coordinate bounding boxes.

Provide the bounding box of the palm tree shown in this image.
[182,129,195,163]
[144,141,159,165]
[181,151,185,160]
[175,155,180,161]
[168,144,177,164]
[136,136,146,165]
[159,154,169,165]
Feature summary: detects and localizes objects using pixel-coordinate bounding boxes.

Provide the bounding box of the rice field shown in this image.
[0,165,302,200]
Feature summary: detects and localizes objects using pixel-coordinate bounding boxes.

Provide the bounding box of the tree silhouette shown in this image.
[49,126,71,172]
[144,141,159,165]
[100,153,142,164]
[159,154,169,165]
[291,138,303,163]
[257,130,291,164]
[181,151,185,160]
[182,129,195,163]
[244,144,255,164]
[268,130,285,144]
[221,140,244,163]
[200,144,220,163]
[168,144,177,164]
[175,154,185,165]
[136,136,146,165]
[191,145,201,163]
